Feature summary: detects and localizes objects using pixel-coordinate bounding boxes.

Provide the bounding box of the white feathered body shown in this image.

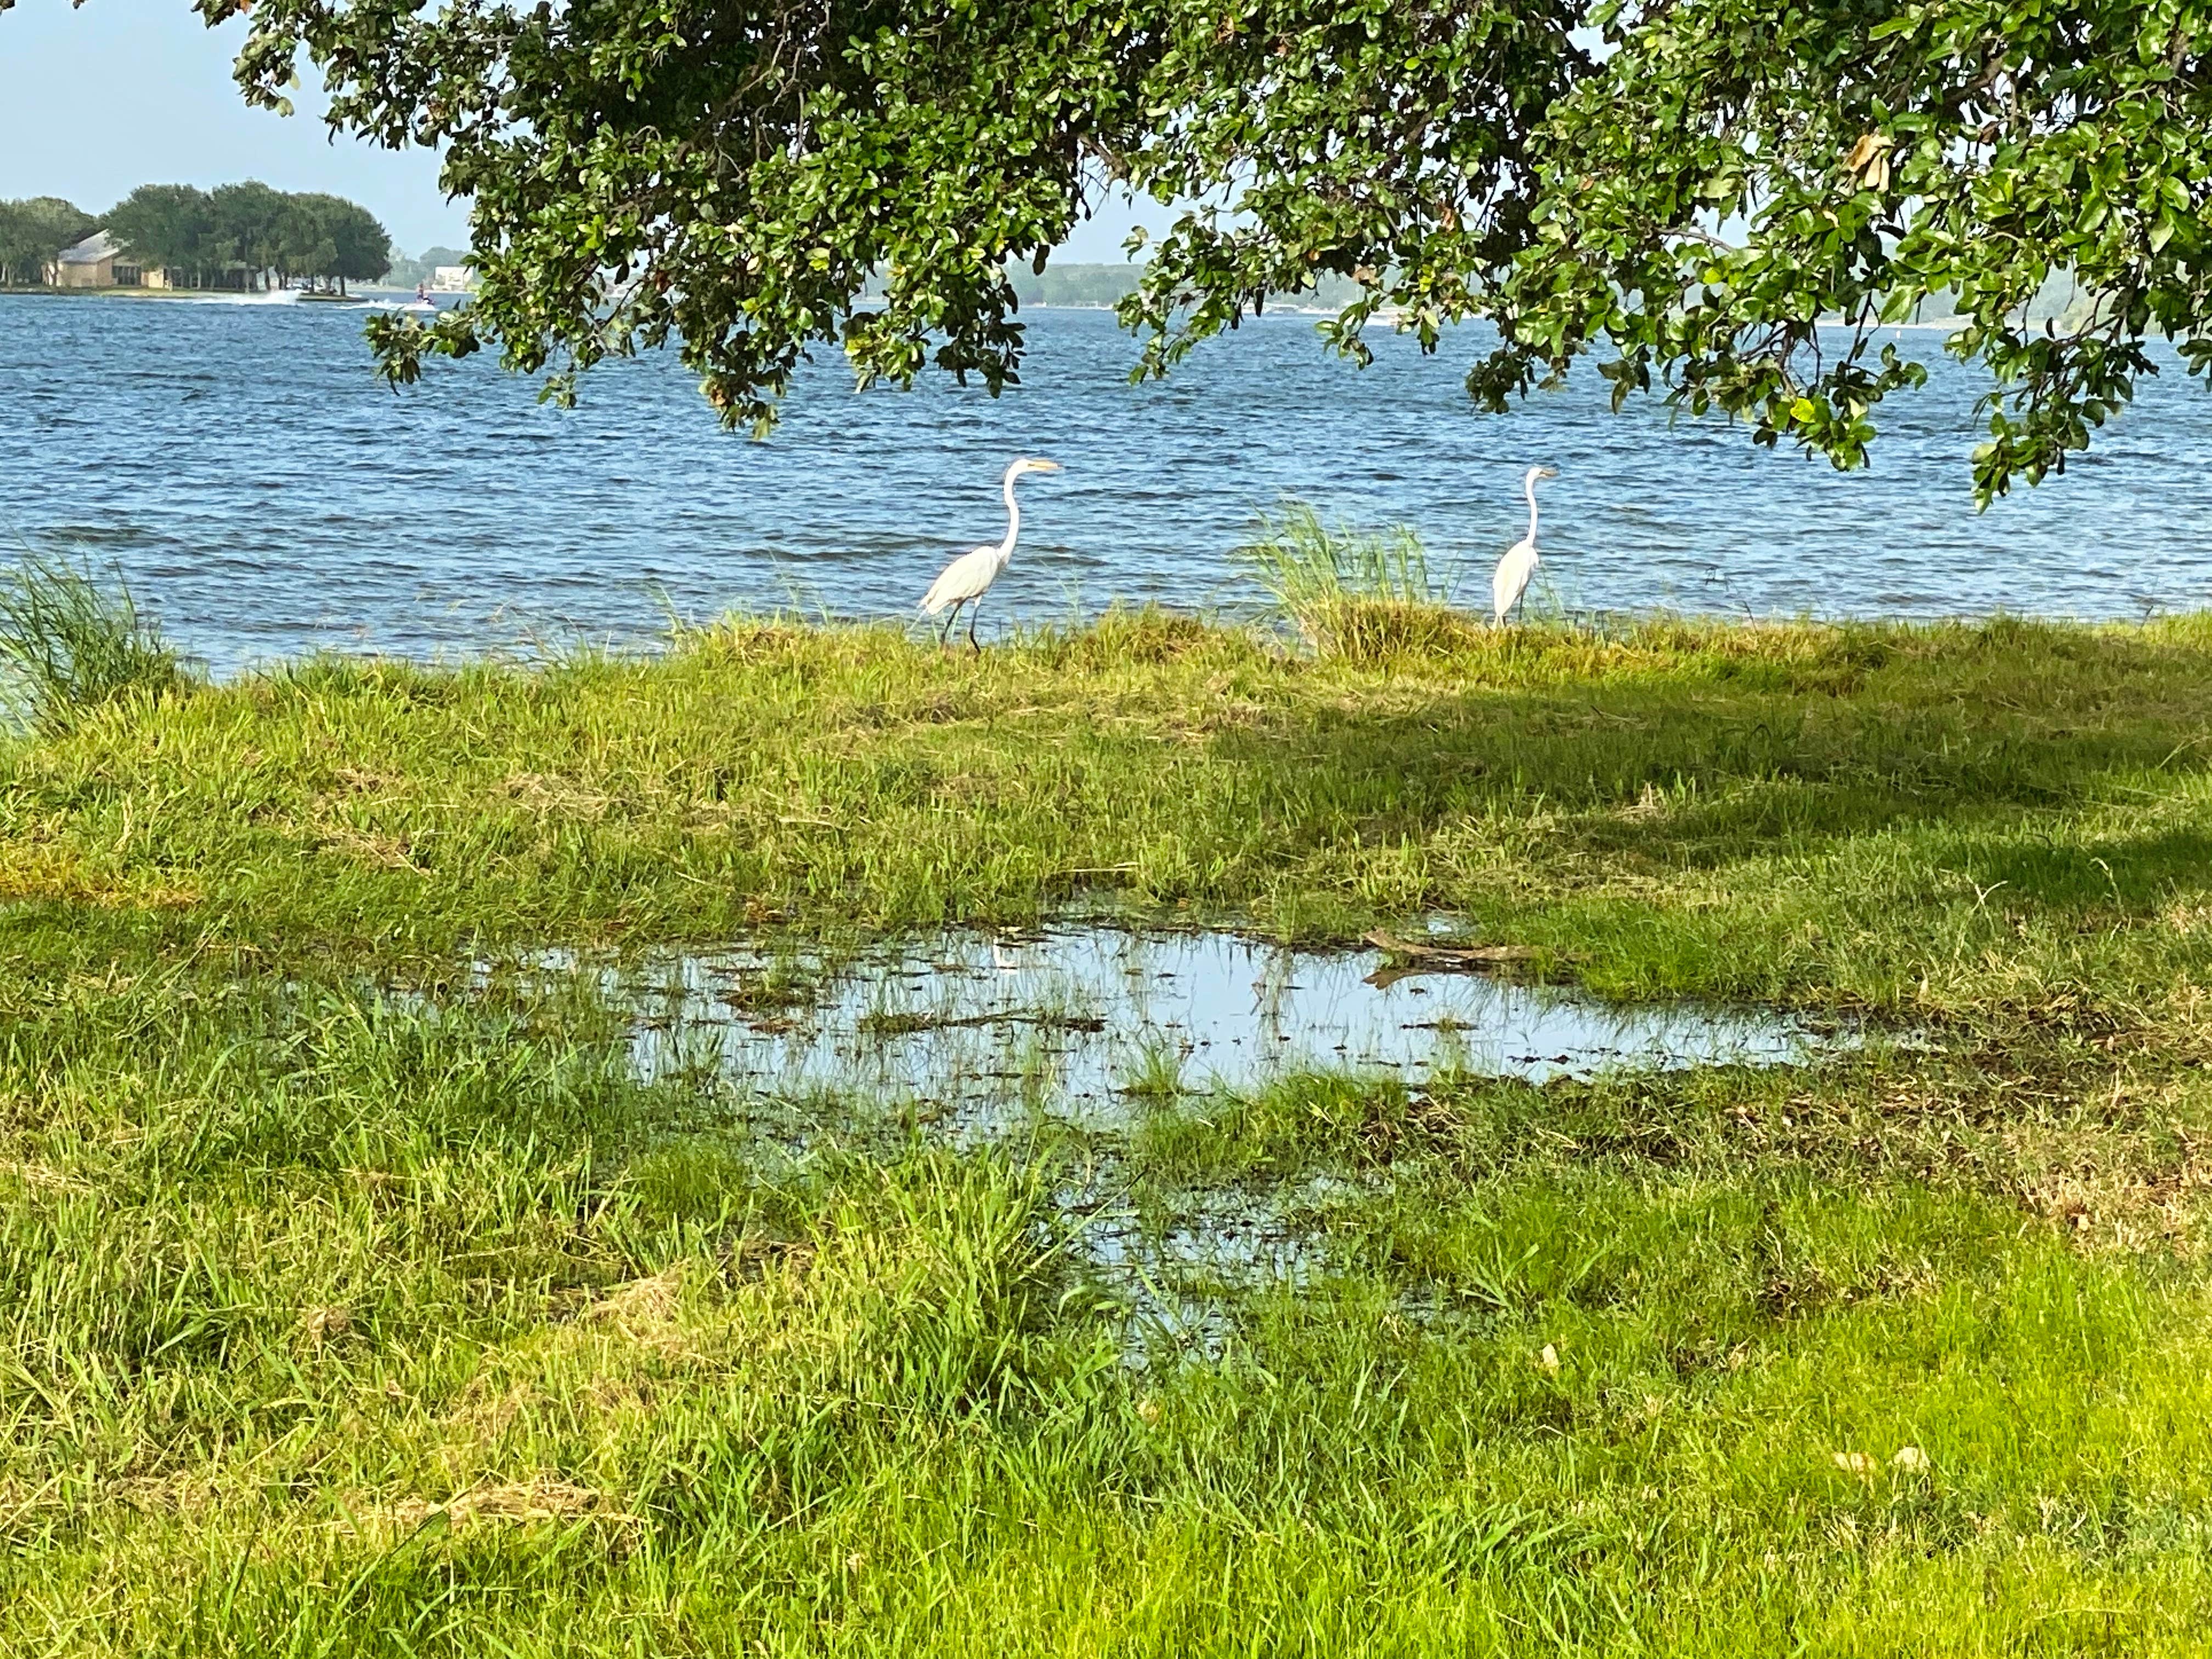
[1493,538,1538,624]
[922,543,1009,614]
[921,458,1058,629]
[1492,465,1556,624]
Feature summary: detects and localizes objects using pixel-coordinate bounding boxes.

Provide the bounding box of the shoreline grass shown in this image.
[4,610,2212,1648]
[1233,501,1475,658]
[0,548,182,733]
[5,608,2210,1025]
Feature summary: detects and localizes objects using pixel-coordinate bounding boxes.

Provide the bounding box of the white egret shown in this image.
[920,457,1063,651]
[1492,464,1559,625]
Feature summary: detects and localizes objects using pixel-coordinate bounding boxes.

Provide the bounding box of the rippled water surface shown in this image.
[5,292,2208,671]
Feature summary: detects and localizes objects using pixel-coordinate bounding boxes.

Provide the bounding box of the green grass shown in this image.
[4,611,2212,1649]
[0,548,183,733]
[6,608,2211,1026]
[1233,501,1474,658]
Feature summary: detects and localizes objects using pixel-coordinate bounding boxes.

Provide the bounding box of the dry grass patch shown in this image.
[358,1476,637,1537]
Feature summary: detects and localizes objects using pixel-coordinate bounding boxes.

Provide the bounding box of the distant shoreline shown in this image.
[0,288,1996,331]
[0,284,216,300]
[0,284,450,302]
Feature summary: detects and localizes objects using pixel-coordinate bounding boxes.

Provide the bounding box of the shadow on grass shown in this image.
[1197,617,2212,907]
[9,611,2212,985]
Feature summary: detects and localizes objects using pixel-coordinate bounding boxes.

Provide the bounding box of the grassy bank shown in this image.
[8,609,2212,1023]
[4,611,2212,1651]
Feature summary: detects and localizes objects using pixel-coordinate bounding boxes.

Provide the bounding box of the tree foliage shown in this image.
[15,0,2206,493]
[104,182,391,289]
[104,185,220,279]
[168,0,1582,435]
[0,197,96,287]
[1470,0,2212,500]
[211,179,291,276]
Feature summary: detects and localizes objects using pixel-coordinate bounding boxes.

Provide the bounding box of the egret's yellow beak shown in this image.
[1030,459,1063,472]
[1539,466,1560,478]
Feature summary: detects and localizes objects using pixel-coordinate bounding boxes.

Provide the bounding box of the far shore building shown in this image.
[43,232,253,291]
[46,231,156,289]
[430,265,475,292]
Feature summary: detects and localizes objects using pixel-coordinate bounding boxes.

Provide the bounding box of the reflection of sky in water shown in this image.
[503,928,1835,1120]
[467,927,1849,1357]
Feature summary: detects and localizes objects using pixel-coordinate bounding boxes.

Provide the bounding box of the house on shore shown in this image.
[46,231,157,289]
[42,232,259,291]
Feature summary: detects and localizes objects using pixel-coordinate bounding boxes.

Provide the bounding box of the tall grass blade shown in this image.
[1233,501,1471,660]
[0,547,183,731]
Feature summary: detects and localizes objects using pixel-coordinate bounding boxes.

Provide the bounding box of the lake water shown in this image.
[4,291,2209,672]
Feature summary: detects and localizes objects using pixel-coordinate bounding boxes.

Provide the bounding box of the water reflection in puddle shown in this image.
[467,926,1849,1356]
[495,926,1839,1118]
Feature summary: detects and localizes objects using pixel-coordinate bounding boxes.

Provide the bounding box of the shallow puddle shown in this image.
[1074,1184,1331,1361]
[464,925,1849,1355]
[498,925,1841,1121]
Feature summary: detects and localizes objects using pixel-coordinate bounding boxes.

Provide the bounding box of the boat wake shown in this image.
[177,289,301,307]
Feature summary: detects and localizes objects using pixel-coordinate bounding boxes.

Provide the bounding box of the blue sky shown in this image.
[0,0,1160,261]
[1,0,461,252]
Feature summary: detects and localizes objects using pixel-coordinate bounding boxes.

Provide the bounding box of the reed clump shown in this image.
[1234,502,1482,661]
[0,548,183,732]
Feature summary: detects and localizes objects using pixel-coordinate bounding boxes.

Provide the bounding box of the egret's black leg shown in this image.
[968,600,983,654]
[938,603,959,648]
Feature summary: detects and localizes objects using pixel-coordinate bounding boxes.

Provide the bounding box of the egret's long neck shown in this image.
[1523,475,1542,545]
[999,469,1022,557]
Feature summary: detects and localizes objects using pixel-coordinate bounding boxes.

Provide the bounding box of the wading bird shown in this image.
[921,457,1063,651]
[1492,465,1560,625]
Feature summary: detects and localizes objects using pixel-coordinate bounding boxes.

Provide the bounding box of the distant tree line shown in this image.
[383,246,470,290]
[0,184,390,291]
[0,197,96,286]
[108,184,391,291]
